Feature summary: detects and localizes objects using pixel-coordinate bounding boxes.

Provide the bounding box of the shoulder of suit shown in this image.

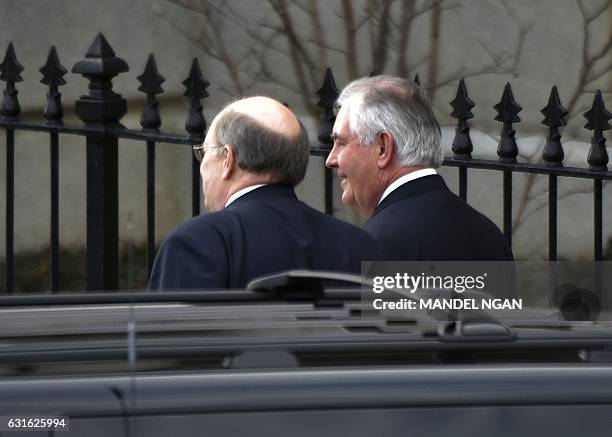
[310,207,381,240]
[168,210,237,240]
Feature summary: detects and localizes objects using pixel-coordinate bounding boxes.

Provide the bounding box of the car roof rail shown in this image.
[246,269,370,300]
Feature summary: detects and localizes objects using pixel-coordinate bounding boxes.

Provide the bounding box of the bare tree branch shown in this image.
[309,0,329,73]
[431,28,530,91]
[511,172,539,235]
[163,0,209,15]
[302,40,348,55]
[289,0,310,13]
[257,59,305,94]
[566,0,612,117]
[408,0,451,22]
[268,0,318,114]
[581,0,612,22]
[269,0,321,89]
[586,60,612,85]
[432,66,501,90]
[159,0,247,95]
[513,180,611,236]
[426,0,442,96]
[371,0,392,74]
[208,0,253,27]
[406,57,430,77]
[205,8,245,95]
[365,0,378,66]
[397,0,416,77]
[342,0,359,79]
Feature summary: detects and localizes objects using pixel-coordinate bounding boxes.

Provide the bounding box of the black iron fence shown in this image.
[1,33,611,294]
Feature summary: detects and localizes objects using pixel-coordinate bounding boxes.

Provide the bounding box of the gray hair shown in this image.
[337,75,443,168]
[213,110,309,186]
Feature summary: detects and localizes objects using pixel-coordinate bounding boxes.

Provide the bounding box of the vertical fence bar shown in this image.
[1,43,23,294]
[316,68,338,215]
[147,141,156,274]
[494,83,521,253]
[41,46,67,293]
[458,167,467,201]
[541,85,567,304]
[137,54,165,275]
[547,174,558,305]
[541,84,567,261]
[541,85,565,262]
[50,131,60,292]
[594,178,603,261]
[450,78,474,203]
[584,90,610,307]
[5,130,14,293]
[84,135,120,290]
[594,178,603,305]
[192,156,200,216]
[583,90,610,259]
[548,175,558,261]
[503,171,513,251]
[72,34,128,291]
[324,166,333,215]
[183,57,208,217]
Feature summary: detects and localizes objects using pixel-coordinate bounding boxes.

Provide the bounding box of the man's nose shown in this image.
[325,144,338,168]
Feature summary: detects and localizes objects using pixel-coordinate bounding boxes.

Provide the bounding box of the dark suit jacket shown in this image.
[366,175,513,261]
[149,184,384,290]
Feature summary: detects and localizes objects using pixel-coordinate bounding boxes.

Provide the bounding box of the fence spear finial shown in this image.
[40,46,67,124]
[494,82,522,162]
[450,78,474,158]
[584,90,611,171]
[0,42,24,120]
[41,47,67,88]
[183,58,209,138]
[138,54,165,130]
[0,43,23,83]
[316,68,339,149]
[540,86,567,166]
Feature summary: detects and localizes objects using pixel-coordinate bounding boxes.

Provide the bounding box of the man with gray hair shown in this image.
[326,76,512,261]
[149,96,383,290]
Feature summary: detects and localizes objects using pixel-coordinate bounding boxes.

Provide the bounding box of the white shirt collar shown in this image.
[377,168,437,206]
[224,184,267,208]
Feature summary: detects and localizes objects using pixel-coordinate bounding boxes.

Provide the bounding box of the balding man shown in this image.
[149,96,384,290]
[326,76,512,261]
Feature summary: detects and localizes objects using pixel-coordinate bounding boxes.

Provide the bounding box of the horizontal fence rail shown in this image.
[1,33,611,294]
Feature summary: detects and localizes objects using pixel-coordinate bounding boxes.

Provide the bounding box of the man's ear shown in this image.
[221,145,235,180]
[376,131,395,169]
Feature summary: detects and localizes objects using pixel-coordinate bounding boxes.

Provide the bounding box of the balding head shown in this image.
[208,96,309,187]
[224,96,302,137]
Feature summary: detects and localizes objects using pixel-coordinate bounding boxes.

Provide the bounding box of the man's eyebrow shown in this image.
[330,132,339,140]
